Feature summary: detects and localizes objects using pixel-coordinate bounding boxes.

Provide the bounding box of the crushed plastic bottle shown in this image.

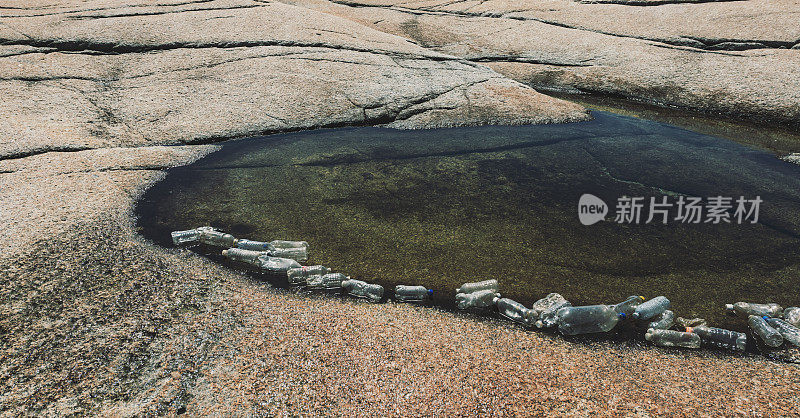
[647,310,674,330]
[613,295,645,316]
[784,307,800,327]
[555,305,625,335]
[269,243,308,262]
[495,298,533,326]
[765,317,800,347]
[535,297,571,329]
[725,302,783,317]
[456,289,499,310]
[748,315,783,347]
[675,317,707,328]
[222,248,300,272]
[394,285,433,302]
[235,239,276,252]
[688,326,747,351]
[532,293,568,316]
[306,273,348,290]
[287,265,331,285]
[197,226,236,248]
[645,328,701,348]
[456,279,499,295]
[171,229,201,245]
[632,296,670,321]
[342,279,384,302]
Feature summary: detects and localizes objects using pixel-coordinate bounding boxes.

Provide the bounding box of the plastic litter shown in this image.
[197,226,236,247]
[235,239,276,252]
[555,305,625,336]
[495,298,533,326]
[287,265,331,285]
[342,279,384,302]
[725,302,782,317]
[647,310,674,330]
[222,248,301,272]
[632,296,670,321]
[675,317,707,328]
[535,296,571,329]
[268,240,308,262]
[456,289,499,310]
[171,229,202,245]
[783,307,800,327]
[394,285,433,302]
[613,295,645,316]
[688,326,747,351]
[764,317,800,347]
[748,315,783,347]
[456,279,498,295]
[306,273,348,290]
[645,328,701,348]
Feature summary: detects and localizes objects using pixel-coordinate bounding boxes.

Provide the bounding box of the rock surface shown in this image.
[1,0,799,415]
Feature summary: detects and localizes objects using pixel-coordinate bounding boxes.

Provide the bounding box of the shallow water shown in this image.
[136,111,800,334]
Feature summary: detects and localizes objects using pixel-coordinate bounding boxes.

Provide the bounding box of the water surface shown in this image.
[136,111,800,333]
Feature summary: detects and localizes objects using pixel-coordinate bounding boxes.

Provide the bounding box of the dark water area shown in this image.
[135,111,800,345]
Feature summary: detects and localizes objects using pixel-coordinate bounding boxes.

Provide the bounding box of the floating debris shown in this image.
[783,307,800,327]
[556,305,624,336]
[688,326,747,351]
[306,273,348,290]
[612,295,645,316]
[287,265,331,285]
[765,317,800,347]
[495,298,533,327]
[234,239,276,252]
[394,285,433,302]
[675,316,707,328]
[748,315,783,347]
[645,329,701,349]
[725,302,782,317]
[222,248,301,272]
[456,279,498,295]
[647,310,675,330]
[535,295,571,329]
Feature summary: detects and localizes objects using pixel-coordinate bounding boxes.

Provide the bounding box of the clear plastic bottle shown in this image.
[765,317,800,347]
[675,317,707,328]
[197,226,236,248]
[222,248,265,266]
[783,307,800,327]
[555,305,625,336]
[748,315,783,347]
[171,229,201,245]
[342,279,384,302]
[535,298,572,329]
[394,285,433,302]
[287,265,331,285]
[688,326,747,351]
[725,302,782,317]
[613,295,645,316]
[456,280,499,295]
[306,273,348,290]
[456,289,499,310]
[632,296,670,321]
[495,298,533,326]
[235,239,276,252]
[645,328,701,348]
[647,310,674,330]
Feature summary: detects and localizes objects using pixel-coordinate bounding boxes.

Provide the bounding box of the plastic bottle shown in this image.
[235,239,276,252]
[783,307,800,327]
[688,326,747,351]
[456,289,499,310]
[287,265,331,285]
[258,256,301,272]
[394,285,433,302]
[306,273,348,290]
[765,317,800,347]
[495,298,533,326]
[645,329,701,348]
[725,302,782,317]
[555,305,625,336]
[632,296,670,321]
[171,229,201,245]
[748,315,783,347]
[535,299,572,329]
[675,317,707,328]
[197,226,236,248]
[613,295,645,316]
[647,310,674,330]
[456,280,499,295]
[222,248,265,266]
[342,279,384,302]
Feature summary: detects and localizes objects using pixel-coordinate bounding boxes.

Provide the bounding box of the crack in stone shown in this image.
[64,4,268,20]
[0,0,221,18]
[468,56,593,66]
[0,146,95,162]
[576,0,749,6]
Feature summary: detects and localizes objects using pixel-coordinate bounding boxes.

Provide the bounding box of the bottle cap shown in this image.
[762,315,771,321]
[618,312,627,320]
[221,249,228,256]
[427,289,434,295]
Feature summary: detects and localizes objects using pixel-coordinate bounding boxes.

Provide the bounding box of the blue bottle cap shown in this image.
[762,315,771,321]
[427,289,434,295]
[619,312,627,320]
